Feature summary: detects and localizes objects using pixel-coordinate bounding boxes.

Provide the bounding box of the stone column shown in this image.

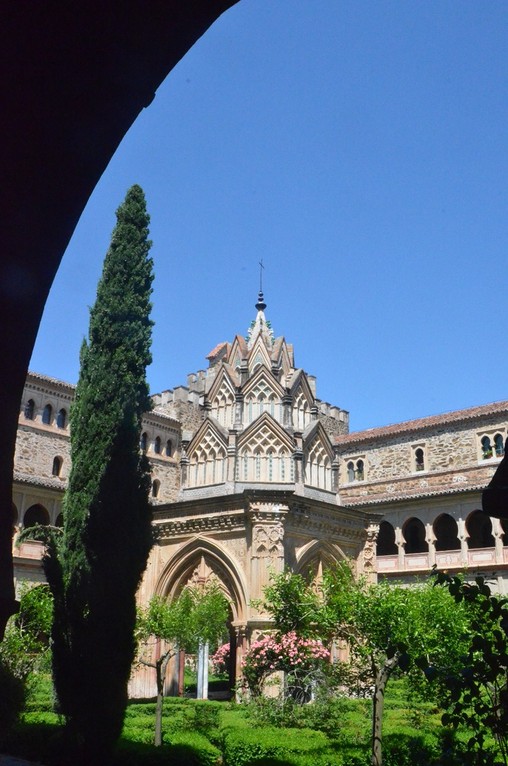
[492,517,505,564]
[426,524,436,568]
[180,440,189,488]
[457,518,469,566]
[239,359,249,386]
[282,390,293,428]
[331,446,340,493]
[361,521,379,582]
[227,430,237,482]
[248,503,288,601]
[233,623,248,692]
[395,527,405,570]
[196,641,209,700]
[234,389,244,429]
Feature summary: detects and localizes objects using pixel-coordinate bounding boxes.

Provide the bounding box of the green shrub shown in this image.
[0,659,25,742]
[222,725,331,766]
[117,737,221,766]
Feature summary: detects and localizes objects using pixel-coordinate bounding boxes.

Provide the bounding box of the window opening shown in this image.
[24,399,35,420]
[481,436,492,459]
[42,404,52,425]
[495,433,505,458]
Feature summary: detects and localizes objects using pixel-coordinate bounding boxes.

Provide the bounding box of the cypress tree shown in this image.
[45,185,154,764]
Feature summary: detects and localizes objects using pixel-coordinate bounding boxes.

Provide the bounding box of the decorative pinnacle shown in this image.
[256,259,266,311]
[255,290,266,312]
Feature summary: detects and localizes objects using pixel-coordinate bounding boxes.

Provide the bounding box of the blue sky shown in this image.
[30,1,508,433]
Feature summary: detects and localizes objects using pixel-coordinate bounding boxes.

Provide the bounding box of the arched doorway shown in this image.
[154,539,248,699]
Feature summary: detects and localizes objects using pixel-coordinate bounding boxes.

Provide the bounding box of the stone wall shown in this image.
[337,408,508,506]
[15,425,70,482]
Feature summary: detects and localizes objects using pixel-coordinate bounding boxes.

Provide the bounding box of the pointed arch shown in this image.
[247,336,272,374]
[207,368,237,428]
[154,537,248,624]
[237,412,294,483]
[187,422,228,487]
[295,539,347,578]
[290,372,316,432]
[303,424,334,491]
[243,368,284,425]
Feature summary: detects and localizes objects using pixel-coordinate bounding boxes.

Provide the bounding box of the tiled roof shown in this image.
[206,341,229,361]
[336,400,508,447]
[341,482,487,508]
[14,471,67,491]
[27,370,75,390]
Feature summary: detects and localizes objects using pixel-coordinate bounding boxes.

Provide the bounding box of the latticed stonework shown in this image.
[236,422,292,483]
[293,387,313,432]
[179,291,348,499]
[304,431,333,492]
[187,426,227,487]
[244,376,282,425]
[209,379,236,428]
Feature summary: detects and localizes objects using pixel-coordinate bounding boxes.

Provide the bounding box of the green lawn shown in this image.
[0,674,495,766]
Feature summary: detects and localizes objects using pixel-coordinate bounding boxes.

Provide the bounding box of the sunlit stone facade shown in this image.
[11,294,508,694]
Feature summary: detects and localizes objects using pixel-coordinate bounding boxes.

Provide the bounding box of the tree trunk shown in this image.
[154,654,171,746]
[371,655,398,766]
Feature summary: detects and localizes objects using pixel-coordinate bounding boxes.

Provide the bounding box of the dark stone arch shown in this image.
[433,513,460,551]
[403,517,428,554]
[57,408,67,429]
[23,504,50,531]
[377,521,398,556]
[0,0,239,639]
[467,510,494,548]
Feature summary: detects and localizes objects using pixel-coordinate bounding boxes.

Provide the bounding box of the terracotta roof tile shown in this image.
[206,341,229,361]
[336,400,508,447]
[341,482,487,507]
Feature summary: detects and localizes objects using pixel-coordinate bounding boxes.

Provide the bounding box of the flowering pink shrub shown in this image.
[242,632,330,695]
[211,642,230,676]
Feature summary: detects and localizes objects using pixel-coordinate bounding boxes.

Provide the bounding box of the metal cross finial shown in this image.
[258,259,264,293]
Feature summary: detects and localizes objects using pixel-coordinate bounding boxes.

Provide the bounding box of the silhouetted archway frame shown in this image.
[0,1,239,638]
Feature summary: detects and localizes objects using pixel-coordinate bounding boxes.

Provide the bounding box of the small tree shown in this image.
[0,584,53,741]
[424,572,508,765]
[0,583,53,680]
[136,583,228,746]
[260,565,468,766]
[322,563,469,766]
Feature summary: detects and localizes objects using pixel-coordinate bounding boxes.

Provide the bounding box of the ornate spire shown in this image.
[256,259,266,311]
[255,290,266,312]
[246,260,273,350]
